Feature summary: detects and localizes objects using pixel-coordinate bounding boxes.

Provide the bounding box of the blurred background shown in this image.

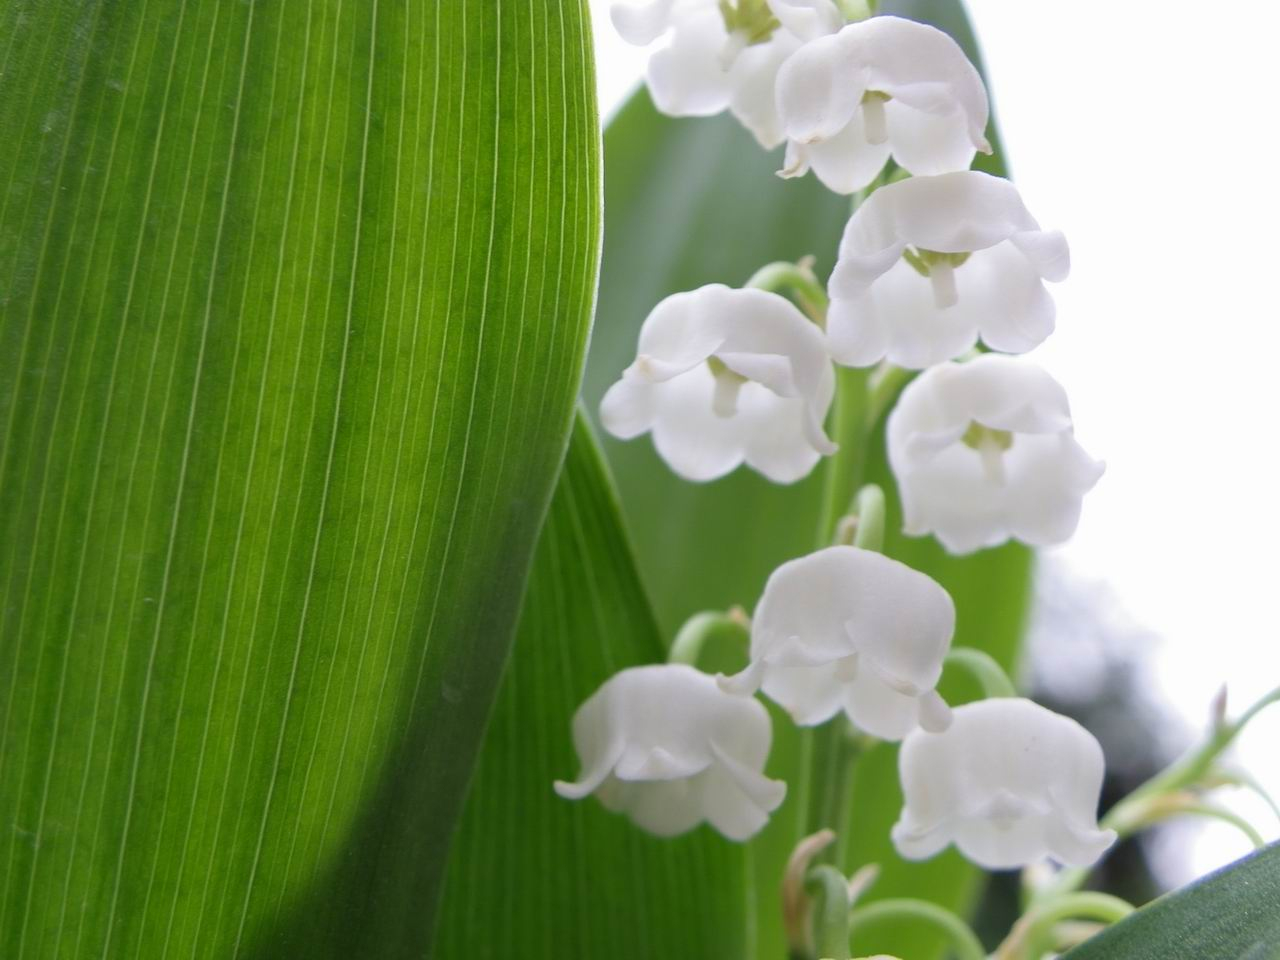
[586,0,1280,889]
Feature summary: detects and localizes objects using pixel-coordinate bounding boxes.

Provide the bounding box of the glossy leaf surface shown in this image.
[1066,844,1280,960]
[0,2,599,956]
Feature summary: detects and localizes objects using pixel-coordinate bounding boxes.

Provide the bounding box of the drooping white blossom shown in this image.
[600,284,837,483]
[892,698,1117,870]
[776,16,990,194]
[554,664,786,840]
[610,0,842,148]
[719,546,954,739]
[827,171,1069,368]
[887,355,1103,554]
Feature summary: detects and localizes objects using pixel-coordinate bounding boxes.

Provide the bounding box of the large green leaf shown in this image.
[433,413,747,957]
[1065,844,1280,960]
[0,2,599,957]
[588,2,1030,957]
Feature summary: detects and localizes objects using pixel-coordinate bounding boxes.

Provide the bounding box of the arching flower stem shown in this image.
[1205,767,1280,823]
[847,899,985,960]
[944,647,1018,699]
[745,258,829,325]
[993,891,1134,960]
[667,607,751,668]
[1129,795,1265,849]
[865,361,912,424]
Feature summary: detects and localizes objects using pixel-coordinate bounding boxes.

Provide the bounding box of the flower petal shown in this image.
[793,110,892,195]
[1010,228,1070,282]
[829,257,979,369]
[553,737,626,800]
[648,367,750,481]
[708,742,787,820]
[775,30,869,143]
[882,98,977,176]
[841,668,923,740]
[1003,434,1104,546]
[740,395,828,483]
[605,777,707,837]
[729,32,802,149]
[765,0,843,41]
[611,0,678,45]
[848,16,989,151]
[646,7,734,117]
[761,663,846,726]
[718,351,800,398]
[953,242,1057,356]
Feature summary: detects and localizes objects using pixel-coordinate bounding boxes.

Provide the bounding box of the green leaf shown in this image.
[587,2,1028,957]
[1065,844,1280,960]
[434,413,748,957]
[0,2,599,957]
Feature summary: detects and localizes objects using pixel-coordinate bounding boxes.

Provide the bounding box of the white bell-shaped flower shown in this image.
[554,664,786,841]
[827,171,1069,368]
[600,284,837,483]
[892,698,1117,869]
[611,0,841,148]
[776,16,990,195]
[719,546,954,739]
[887,354,1103,554]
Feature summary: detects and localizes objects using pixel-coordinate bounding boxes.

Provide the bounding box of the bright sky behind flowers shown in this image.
[587,0,1280,884]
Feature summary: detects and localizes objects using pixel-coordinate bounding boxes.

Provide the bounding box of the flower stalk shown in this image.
[994,892,1134,960]
[746,258,830,324]
[668,608,751,667]
[944,647,1017,699]
[848,899,985,960]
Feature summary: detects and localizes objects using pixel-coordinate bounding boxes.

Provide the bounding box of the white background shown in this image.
[586,0,1280,882]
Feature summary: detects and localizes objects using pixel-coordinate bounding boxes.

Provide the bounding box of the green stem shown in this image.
[806,866,852,960]
[1126,797,1267,849]
[816,366,872,546]
[1209,766,1280,823]
[1115,685,1280,817]
[850,485,885,553]
[997,892,1133,960]
[945,647,1017,699]
[866,361,912,425]
[848,899,984,960]
[667,610,750,667]
[745,260,829,324]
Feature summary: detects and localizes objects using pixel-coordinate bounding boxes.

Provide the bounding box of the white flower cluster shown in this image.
[557,3,1116,875]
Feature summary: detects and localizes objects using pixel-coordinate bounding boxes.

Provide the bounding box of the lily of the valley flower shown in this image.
[719,546,954,739]
[611,0,842,148]
[827,171,1070,368]
[892,698,1117,869]
[600,284,837,483]
[554,664,786,840]
[887,355,1103,554]
[776,16,990,194]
